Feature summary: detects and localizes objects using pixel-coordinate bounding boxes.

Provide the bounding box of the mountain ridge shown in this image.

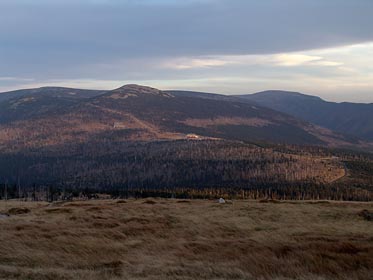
[0,84,370,152]
[237,90,373,141]
[0,84,372,193]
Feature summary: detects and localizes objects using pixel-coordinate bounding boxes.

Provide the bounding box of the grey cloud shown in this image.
[0,0,372,81]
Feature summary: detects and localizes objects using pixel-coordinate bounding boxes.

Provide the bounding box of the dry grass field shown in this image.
[0,199,372,280]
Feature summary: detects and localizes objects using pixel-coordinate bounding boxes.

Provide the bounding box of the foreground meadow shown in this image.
[0,199,372,280]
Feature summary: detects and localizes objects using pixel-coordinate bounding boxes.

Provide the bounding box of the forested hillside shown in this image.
[237,90,373,141]
[0,85,372,201]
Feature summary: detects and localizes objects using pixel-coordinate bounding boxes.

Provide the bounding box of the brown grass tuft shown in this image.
[176,200,191,203]
[116,200,127,204]
[44,208,73,214]
[358,209,373,221]
[7,207,30,215]
[143,199,157,204]
[259,199,281,203]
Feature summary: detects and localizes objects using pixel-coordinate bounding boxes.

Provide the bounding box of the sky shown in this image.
[1,0,373,102]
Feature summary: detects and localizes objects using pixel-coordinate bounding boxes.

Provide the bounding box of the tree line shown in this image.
[0,140,372,201]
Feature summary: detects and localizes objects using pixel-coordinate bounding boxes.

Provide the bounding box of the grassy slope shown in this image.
[0,199,372,280]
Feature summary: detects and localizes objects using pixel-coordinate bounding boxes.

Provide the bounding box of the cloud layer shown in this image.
[1,0,373,101]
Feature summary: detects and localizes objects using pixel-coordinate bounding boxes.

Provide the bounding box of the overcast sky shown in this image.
[1,0,373,102]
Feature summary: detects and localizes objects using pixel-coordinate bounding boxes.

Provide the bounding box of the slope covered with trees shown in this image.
[0,85,372,201]
[237,90,373,141]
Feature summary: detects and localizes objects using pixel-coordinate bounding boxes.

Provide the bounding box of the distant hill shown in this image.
[236,90,373,141]
[0,84,361,153]
[0,87,105,124]
[0,86,104,102]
